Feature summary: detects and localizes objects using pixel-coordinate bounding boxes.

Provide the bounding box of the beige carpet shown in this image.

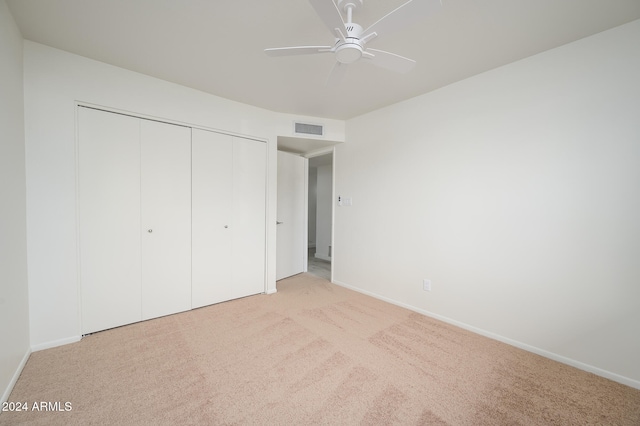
[2,273,639,425]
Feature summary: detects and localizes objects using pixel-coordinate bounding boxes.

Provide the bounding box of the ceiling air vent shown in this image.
[294,122,324,137]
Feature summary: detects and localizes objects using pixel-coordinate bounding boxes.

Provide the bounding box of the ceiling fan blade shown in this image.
[361,0,441,43]
[307,0,345,37]
[325,62,348,87]
[264,46,333,57]
[363,48,416,74]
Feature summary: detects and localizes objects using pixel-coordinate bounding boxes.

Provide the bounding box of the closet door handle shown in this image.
[276,221,283,225]
[224,225,229,228]
[148,229,153,233]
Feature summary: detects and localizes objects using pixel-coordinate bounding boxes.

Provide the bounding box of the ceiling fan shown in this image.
[264,0,442,85]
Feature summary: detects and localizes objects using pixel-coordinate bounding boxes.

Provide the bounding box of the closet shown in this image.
[78,107,266,334]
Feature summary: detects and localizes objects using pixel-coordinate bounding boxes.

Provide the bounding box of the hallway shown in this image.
[307,248,330,280]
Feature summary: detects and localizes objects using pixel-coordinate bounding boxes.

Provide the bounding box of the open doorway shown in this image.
[276,135,340,283]
[307,153,333,280]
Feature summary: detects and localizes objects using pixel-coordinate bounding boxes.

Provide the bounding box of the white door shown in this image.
[79,107,142,334]
[230,137,267,299]
[276,151,307,280]
[191,129,266,307]
[191,129,233,307]
[140,120,192,320]
[79,108,192,334]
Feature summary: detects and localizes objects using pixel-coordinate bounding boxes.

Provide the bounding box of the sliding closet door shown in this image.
[191,129,233,308]
[230,137,266,300]
[140,120,192,320]
[79,107,142,334]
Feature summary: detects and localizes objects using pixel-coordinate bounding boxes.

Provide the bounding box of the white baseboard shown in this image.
[266,288,277,295]
[332,279,640,390]
[31,335,81,352]
[1,347,31,404]
[314,253,331,262]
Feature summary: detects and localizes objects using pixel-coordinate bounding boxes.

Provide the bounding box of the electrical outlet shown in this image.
[423,279,431,292]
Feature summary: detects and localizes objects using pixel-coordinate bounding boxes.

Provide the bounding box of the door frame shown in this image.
[304,147,336,282]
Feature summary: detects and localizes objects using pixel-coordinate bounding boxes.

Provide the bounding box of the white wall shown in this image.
[334,20,640,388]
[308,168,317,247]
[23,41,345,349]
[0,0,30,402]
[315,164,333,261]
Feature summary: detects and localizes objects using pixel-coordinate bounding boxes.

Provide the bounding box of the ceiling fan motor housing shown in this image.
[335,23,364,64]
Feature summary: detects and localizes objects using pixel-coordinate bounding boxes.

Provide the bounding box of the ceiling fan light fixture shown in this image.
[335,43,363,64]
[264,0,439,82]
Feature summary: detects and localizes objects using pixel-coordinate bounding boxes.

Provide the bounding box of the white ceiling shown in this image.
[7,0,640,120]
